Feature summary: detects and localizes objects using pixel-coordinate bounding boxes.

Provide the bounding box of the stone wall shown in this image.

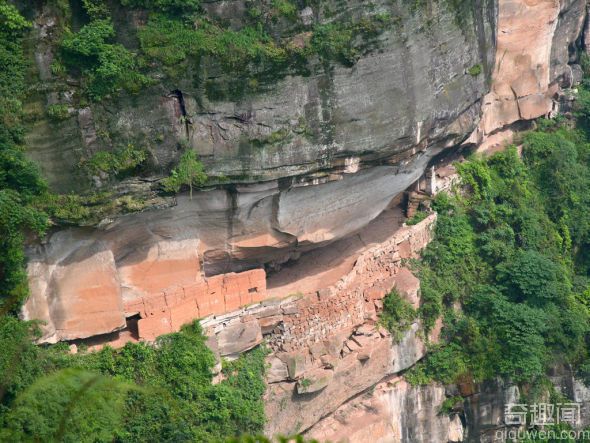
[190,212,435,358]
[255,214,436,436]
[265,213,435,352]
[128,269,267,341]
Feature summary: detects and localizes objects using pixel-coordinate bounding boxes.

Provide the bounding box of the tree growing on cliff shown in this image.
[162,149,207,199]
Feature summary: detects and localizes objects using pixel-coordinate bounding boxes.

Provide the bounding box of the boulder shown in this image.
[297,369,333,395]
[216,319,262,357]
[267,357,289,383]
[23,243,125,343]
[258,315,283,335]
[394,268,421,309]
[283,352,307,380]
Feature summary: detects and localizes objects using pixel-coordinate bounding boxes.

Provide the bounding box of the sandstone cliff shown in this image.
[17,0,590,441]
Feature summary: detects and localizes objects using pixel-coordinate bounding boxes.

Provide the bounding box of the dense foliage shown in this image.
[3,0,590,440]
[60,16,150,100]
[407,120,590,386]
[0,319,268,442]
[49,0,400,101]
[79,144,148,179]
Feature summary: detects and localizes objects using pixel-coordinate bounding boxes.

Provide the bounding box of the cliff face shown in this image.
[25,0,496,192]
[22,0,584,343]
[18,0,590,441]
[469,0,586,147]
[22,0,499,343]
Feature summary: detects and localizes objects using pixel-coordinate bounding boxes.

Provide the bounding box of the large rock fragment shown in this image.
[267,357,289,383]
[283,352,307,380]
[297,369,333,395]
[391,322,426,373]
[216,319,262,357]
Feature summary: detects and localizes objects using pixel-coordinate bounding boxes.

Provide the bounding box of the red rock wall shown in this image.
[126,269,267,341]
[260,214,437,436]
[266,213,435,352]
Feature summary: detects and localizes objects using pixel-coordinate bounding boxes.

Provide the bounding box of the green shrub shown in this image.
[467,63,482,76]
[440,396,463,414]
[271,0,297,19]
[46,103,70,121]
[405,343,468,385]
[413,117,590,387]
[80,144,147,178]
[310,23,356,65]
[406,210,428,225]
[0,2,30,31]
[81,0,110,20]
[379,289,417,342]
[1,369,131,441]
[0,4,49,312]
[121,0,201,15]
[0,319,269,442]
[162,149,207,199]
[60,17,150,100]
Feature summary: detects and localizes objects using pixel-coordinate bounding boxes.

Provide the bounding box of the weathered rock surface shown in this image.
[305,377,453,443]
[468,0,586,144]
[23,239,125,342]
[17,0,590,440]
[23,0,496,192]
[262,216,436,436]
[22,0,585,348]
[216,318,263,357]
[23,168,436,342]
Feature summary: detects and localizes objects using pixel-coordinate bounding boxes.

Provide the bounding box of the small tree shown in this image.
[162,149,207,199]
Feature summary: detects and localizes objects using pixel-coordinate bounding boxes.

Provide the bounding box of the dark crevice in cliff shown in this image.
[169,89,191,139]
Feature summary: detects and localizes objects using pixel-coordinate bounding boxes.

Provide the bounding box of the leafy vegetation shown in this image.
[378,289,417,342]
[59,3,150,100]
[132,4,394,100]
[406,210,428,226]
[0,2,49,314]
[121,0,201,16]
[310,14,392,66]
[439,395,463,414]
[162,149,207,199]
[46,103,70,121]
[80,144,148,179]
[407,116,590,386]
[270,0,297,19]
[467,63,482,76]
[0,319,269,442]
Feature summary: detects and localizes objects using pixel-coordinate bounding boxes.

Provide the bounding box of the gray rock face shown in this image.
[391,322,426,374]
[22,0,496,192]
[463,379,520,443]
[551,0,587,87]
[393,383,451,443]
